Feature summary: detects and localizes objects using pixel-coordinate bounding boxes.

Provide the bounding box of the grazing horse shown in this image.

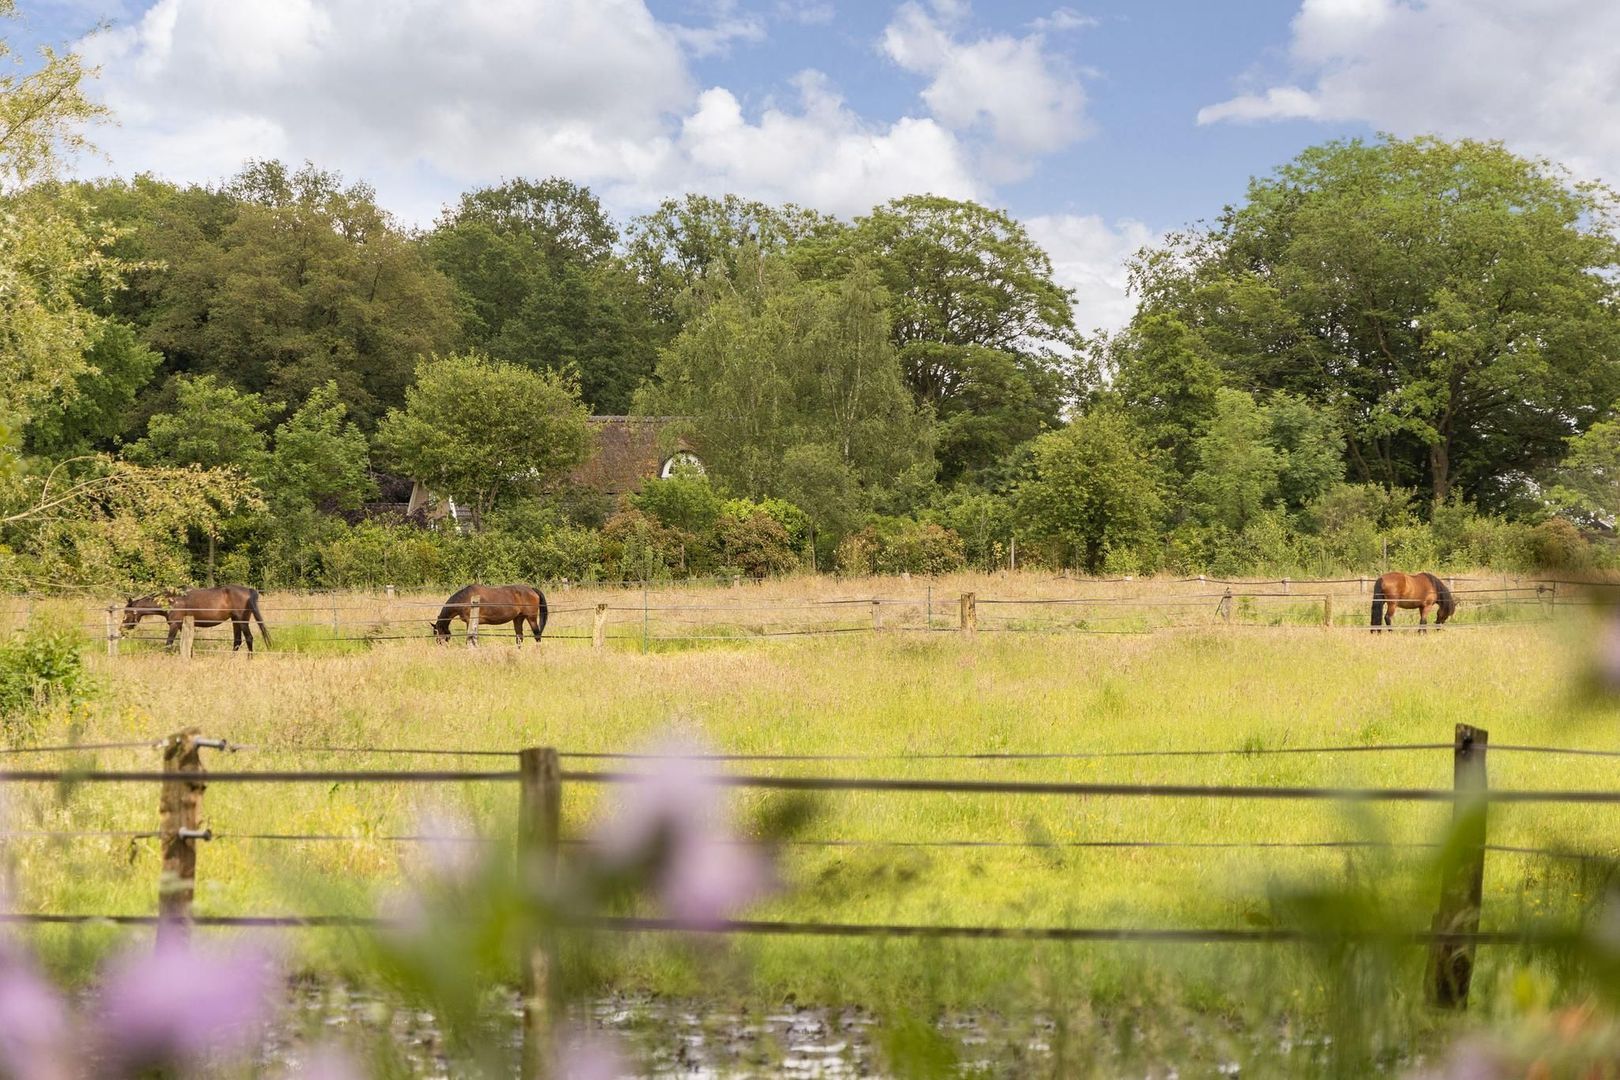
[122,585,271,651]
[430,584,548,645]
[1370,572,1456,633]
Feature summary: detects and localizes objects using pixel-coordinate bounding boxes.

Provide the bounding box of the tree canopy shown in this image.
[1129,135,1620,510]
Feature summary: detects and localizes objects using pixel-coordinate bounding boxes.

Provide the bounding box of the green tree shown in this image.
[427,178,659,413]
[127,375,274,478]
[1017,409,1162,573]
[375,352,591,525]
[625,193,844,331]
[636,259,933,519]
[1130,135,1620,510]
[1548,420,1620,528]
[266,381,373,512]
[23,320,160,456]
[79,162,459,426]
[1107,313,1222,481]
[814,195,1079,480]
[0,0,118,435]
[1188,389,1284,532]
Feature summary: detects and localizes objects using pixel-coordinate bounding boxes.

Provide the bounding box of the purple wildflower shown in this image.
[97,939,279,1072]
[557,1027,629,1080]
[0,945,71,1080]
[590,738,774,928]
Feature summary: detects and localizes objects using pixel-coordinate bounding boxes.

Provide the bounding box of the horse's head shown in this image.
[429,621,451,644]
[121,594,164,633]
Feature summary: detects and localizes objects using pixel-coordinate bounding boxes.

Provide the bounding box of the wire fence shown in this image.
[2,725,1618,1018]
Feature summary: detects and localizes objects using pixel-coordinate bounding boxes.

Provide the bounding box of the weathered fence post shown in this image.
[641,584,650,654]
[331,596,340,640]
[518,747,562,1080]
[157,728,207,948]
[105,605,119,659]
[1221,588,1233,626]
[467,597,480,649]
[1322,594,1333,628]
[385,584,395,600]
[871,599,883,632]
[959,592,976,635]
[179,615,195,660]
[1282,577,1290,595]
[1427,723,1489,1010]
[593,603,608,649]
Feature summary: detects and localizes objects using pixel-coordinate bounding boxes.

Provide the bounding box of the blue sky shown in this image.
[11,0,1619,332]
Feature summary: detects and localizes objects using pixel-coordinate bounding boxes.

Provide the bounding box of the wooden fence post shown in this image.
[468,598,480,648]
[926,583,933,632]
[158,728,207,948]
[1427,723,1489,1009]
[105,605,119,659]
[518,748,562,1080]
[179,615,195,660]
[871,599,883,632]
[1322,594,1333,628]
[959,592,976,635]
[1282,577,1290,595]
[1221,588,1233,626]
[592,603,608,649]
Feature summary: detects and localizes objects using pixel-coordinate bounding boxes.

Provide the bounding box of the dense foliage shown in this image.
[1,2,1618,591]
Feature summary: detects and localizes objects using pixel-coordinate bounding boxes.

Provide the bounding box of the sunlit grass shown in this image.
[3,576,1617,1073]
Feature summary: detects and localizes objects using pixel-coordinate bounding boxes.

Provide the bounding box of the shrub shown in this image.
[630,475,723,535]
[601,509,685,581]
[874,522,966,576]
[0,625,91,744]
[716,509,799,578]
[1530,517,1591,569]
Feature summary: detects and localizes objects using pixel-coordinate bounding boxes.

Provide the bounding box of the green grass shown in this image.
[6,611,1620,1072]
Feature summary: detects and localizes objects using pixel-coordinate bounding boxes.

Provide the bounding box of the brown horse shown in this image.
[122,585,271,651]
[1370,572,1456,632]
[431,584,548,645]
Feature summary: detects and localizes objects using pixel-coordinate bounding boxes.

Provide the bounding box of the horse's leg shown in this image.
[239,617,254,652]
[514,618,523,647]
[165,619,179,649]
[1418,603,1429,635]
[231,620,242,651]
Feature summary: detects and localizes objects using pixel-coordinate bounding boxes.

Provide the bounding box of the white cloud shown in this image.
[1028,8,1098,34]
[1198,0,1620,184]
[77,0,695,203]
[639,71,982,217]
[1025,213,1156,335]
[670,0,766,58]
[69,0,994,223]
[882,0,1090,180]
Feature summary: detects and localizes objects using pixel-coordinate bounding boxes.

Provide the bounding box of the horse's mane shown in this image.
[1422,572,1456,616]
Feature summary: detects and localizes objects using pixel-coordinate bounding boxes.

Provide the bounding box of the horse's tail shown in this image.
[248,588,271,645]
[531,585,548,640]
[1426,572,1457,621]
[1370,575,1385,630]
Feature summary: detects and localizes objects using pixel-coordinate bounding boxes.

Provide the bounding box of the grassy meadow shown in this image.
[4,573,1619,1072]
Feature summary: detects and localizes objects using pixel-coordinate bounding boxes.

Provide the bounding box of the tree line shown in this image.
[3,5,1619,590]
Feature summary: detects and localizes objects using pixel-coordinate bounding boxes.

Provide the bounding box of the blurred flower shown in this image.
[661,834,773,930]
[1405,1038,1513,1079]
[590,739,774,928]
[0,945,70,1080]
[97,939,279,1072]
[557,1027,628,1080]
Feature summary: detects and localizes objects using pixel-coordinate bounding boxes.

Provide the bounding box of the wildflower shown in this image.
[0,946,70,1080]
[557,1027,628,1080]
[590,739,773,928]
[97,939,279,1072]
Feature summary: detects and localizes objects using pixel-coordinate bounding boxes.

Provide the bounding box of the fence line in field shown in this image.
[12,739,1620,762]
[0,723,1609,1028]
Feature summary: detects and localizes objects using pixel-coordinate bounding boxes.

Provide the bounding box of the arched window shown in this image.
[659,451,705,479]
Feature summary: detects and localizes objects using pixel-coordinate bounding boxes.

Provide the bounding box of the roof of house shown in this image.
[567,416,697,495]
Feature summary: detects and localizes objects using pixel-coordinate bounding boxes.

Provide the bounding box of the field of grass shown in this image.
[4,574,1619,1073]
